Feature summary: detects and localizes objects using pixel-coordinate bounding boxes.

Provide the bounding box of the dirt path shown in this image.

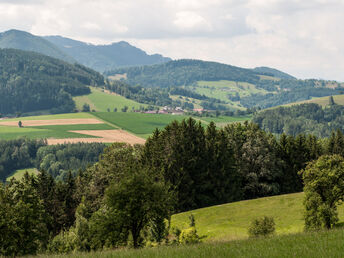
[0,118,103,127]
[46,130,146,145]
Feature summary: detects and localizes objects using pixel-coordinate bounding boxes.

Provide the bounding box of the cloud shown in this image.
[0,0,343,80]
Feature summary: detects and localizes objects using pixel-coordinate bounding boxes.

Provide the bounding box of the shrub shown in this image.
[179,227,200,244]
[248,216,275,237]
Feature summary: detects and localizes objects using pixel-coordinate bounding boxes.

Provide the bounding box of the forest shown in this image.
[0,140,106,182]
[253,102,344,137]
[1,118,344,255]
[0,49,104,115]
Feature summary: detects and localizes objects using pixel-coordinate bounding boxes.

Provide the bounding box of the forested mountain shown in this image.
[0,49,104,115]
[106,59,261,87]
[252,66,296,79]
[45,36,171,72]
[0,30,74,63]
[105,59,343,110]
[253,102,344,137]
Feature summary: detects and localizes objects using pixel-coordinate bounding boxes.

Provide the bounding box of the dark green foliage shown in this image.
[0,174,49,256]
[142,118,240,211]
[0,138,46,181]
[252,66,295,79]
[105,167,174,248]
[35,143,106,181]
[0,48,104,115]
[82,103,91,112]
[301,155,344,230]
[105,59,260,88]
[248,216,275,237]
[253,103,344,137]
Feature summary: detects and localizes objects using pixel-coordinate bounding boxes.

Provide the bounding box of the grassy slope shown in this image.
[282,94,344,107]
[6,168,39,182]
[44,228,344,258]
[73,87,147,112]
[171,192,344,242]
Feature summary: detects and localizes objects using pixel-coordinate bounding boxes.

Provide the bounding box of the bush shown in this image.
[248,216,275,237]
[179,227,200,244]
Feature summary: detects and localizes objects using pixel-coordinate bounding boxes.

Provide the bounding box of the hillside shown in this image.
[0,29,74,62]
[0,48,104,115]
[44,36,171,72]
[252,66,296,80]
[106,59,344,110]
[252,102,344,137]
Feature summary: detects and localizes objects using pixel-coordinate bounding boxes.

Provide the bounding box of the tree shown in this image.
[18,120,22,127]
[329,95,336,106]
[105,167,174,248]
[82,103,90,112]
[121,106,128,112]
[301,155,344,230]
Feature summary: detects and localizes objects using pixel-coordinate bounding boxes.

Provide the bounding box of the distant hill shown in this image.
[0,48,104,115]
[44,35,171,72]
[252,66,296,80]
[0,30,74,63]
[105,59,344,110]
[105,59,261,88]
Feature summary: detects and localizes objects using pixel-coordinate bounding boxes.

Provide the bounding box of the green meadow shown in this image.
[92,112,191,138]
[0,112,94,121]
[6,168,39,182]
[73,87,147,112]
[0,123,114,140]
[40,192,344,258]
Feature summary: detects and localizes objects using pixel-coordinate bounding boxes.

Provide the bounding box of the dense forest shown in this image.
[0,140,106,182]
[2,118,344,255]
[253,102,344,137]
[0,49,104,115]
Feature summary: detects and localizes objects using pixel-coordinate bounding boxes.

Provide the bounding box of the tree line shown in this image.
[0,139,106,182]
[2,118,344,255]
[252,102,344,137]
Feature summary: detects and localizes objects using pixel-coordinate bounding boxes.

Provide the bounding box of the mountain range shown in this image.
[0,29,171,72]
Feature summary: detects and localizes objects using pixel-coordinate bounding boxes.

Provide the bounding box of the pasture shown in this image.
[6,168,39,182]
[73,87,147,112]
[283,94,344,107]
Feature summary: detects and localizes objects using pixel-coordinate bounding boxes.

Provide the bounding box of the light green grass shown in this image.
[74,87,147,112]
[282,94,344,107]
[0,112,93,121]
[92,112,191,137]
[171,192,344,242]
[38,228,344,258]
[6,168,39,182]
[0,123,113,140]
[258,74,281,81]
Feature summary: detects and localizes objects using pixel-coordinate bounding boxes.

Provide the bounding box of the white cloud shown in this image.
[0,0,343,80]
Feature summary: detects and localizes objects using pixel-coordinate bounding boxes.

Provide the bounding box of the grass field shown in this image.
[0,112,94,121]
[40,192,344,257]
[0,123,114,140]
[6,168,39,182]
[199,115,252,124]
[73,87,147,112]
[41,228,344,257]
[283,94,344,107]
[92,112,191,138]
[171,192,344,242]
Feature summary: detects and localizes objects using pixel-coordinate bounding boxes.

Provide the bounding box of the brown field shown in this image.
[108,73,127,80]
[0,118,103,127]
[47,130,146,145]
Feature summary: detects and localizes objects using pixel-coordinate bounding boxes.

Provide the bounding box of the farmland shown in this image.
[73,87,147,112]
[92,112,191,138]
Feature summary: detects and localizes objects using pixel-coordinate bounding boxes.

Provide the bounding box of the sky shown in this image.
[0,0,344,81]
